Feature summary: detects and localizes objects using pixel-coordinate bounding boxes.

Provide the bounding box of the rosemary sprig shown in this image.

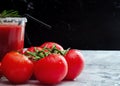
[0,10,21,18]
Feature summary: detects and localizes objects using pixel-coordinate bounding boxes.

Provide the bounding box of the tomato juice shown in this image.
[0,18,27,60]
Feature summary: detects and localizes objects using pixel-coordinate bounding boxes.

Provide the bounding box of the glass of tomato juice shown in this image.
[0,17,27,60]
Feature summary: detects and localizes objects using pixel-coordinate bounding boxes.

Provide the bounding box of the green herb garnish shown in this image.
[0,10,21,18]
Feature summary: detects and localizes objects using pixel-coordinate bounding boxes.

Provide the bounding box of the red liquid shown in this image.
[0,24,24,60]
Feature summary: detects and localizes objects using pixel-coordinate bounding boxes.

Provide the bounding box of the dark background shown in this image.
[1,0,120,50]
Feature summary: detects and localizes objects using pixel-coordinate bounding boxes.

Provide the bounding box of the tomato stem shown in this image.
[25,45,70,61]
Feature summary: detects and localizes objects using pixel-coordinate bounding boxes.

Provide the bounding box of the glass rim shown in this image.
[0,17,27,22]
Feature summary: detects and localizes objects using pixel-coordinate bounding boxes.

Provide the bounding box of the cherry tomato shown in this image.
[64,49,85,80]
[40,42,64,50]
[34,54,68,84]
[1,51,34,84]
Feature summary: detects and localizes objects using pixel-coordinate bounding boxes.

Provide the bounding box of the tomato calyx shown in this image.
[24,45,70,61]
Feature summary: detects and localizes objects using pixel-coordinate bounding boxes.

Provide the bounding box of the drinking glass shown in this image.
[0,17,27,60]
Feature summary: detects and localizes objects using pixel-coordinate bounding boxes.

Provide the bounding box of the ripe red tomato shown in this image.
[40,42,64,50]
[24,46,44,80]
[34,54,68,84]
[24,46,50,63]
[64,49,85,80]
[0,62,3,78]
[26,46,42,52]
[1,51,34,84]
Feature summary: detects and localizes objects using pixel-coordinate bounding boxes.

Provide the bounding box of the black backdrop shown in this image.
[1,0,120,50]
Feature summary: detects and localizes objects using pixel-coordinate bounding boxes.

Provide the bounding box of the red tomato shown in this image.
[1,51,34,84]
[64,49,85,80]
[24,46,43,80]
[0,62,3,78]
[40,42,64,50]
[26,46,42,52]
[34,54,68,84]
[24,46,49,63]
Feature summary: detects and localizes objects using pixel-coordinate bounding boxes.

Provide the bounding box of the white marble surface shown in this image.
[0,50,120,86]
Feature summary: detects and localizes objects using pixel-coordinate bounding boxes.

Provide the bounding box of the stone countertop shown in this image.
[0,50,120,86]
